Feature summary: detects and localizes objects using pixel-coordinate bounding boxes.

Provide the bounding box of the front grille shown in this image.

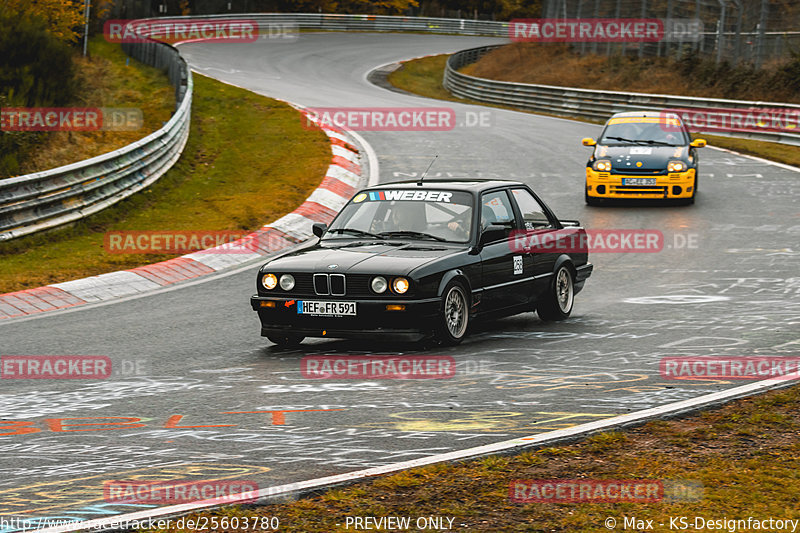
[611,186,667,195]
[314,274,330,295]
[313,273,346,296]
[272,273,398,298]
[329,274,345,296]
[613,169,665,175]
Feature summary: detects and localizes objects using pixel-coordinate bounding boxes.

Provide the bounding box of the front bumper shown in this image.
[586,168,695,199]
[250,295,441,341]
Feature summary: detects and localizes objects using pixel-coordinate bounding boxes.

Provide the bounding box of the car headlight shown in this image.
[371,276,388,294]
[392,277,409,294]
[593,160,612,172]
[279,274,295,291]
[262,273,277,290]
[667,160,687,172]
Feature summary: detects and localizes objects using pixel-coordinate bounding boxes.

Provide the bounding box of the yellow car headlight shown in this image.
[668,161,687,172]
[392,277,409,294]
[262,273,277,290]
[593,160,612,172]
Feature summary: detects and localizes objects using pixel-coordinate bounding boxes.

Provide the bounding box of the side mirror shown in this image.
[312,223,327,238]
[479,224,508,247]
[690,138,707,148]
[582,138,597,146]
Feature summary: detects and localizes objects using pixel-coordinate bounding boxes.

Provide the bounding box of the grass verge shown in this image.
[0,67,331,293]
[387,54,800,168]
[464,43,800,104]
[140,382,800,532]
[12,37,175,176]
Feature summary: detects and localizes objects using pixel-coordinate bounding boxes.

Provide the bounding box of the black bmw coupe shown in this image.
[251,180,593,346]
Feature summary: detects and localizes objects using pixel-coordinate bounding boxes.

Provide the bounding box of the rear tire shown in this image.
[436,281,469,345]
[537,265,575,321]
[267,334,304,347]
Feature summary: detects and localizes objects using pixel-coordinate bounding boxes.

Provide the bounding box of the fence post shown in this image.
[591,0,599,54]
[638,0,647,58]
[659,0,673,58]
[610,0,621,57]
[695,0,703,53]
[731,0,742,66]
[577,0,587,55]
[754,0,768,69]
[715,0,726,64]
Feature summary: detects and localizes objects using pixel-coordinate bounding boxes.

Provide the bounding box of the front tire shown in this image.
[537,265,575,321]
[585,193,602,206]
[436,281,469,345]
[267,334,304,347]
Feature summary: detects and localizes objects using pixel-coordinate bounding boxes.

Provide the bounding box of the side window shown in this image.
[480,190,516,239]
[511,188,553,229]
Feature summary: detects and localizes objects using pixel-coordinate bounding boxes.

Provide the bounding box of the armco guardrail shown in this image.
[0,14,507,242]
[443,44,800,147]
[159,12,509,36]
[0,40,191,242]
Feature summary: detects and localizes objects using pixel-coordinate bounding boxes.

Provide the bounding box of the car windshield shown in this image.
[324,189,474,243]
[599,118,686,146]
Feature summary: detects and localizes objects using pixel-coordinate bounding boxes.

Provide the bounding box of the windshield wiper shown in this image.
[326,228,384,239]
[378,231,448,242]
[604,136,673,146]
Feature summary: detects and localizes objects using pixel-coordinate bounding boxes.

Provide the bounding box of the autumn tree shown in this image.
[1,0,85,42]
[342,0,419,15]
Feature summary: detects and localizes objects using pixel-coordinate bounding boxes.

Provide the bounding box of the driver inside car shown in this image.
[372,201,426,234]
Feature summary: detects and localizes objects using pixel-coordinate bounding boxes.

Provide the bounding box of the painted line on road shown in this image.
[31,375,798,533]
[706,144,800,174]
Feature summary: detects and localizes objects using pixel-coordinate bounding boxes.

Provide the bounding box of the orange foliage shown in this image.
[3,0,85,42]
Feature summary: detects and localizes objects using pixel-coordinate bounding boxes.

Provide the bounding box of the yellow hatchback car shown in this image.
[583,111,706,205]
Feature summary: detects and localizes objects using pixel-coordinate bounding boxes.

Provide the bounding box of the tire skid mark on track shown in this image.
[28,377,799,533]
